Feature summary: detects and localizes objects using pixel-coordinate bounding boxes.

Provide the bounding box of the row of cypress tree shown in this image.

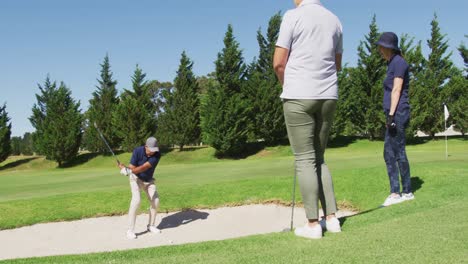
[0,13,466,165]
[334,15,467,140]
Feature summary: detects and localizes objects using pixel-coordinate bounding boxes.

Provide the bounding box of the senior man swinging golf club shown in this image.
[118,137,162,239]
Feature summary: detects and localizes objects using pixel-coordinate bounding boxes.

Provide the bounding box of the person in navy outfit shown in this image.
[376,32,415,207]
[118,137,162,239]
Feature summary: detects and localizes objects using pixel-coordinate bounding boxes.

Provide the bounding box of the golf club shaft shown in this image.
[290,167,296,231]
[94,122,120,165]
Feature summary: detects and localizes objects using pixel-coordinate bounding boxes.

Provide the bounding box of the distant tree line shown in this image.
[0,13,466,165]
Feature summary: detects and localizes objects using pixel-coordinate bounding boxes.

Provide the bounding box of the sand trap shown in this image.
[0,204,356,260]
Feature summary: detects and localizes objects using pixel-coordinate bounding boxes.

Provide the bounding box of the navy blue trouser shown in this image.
[384,109,412,194]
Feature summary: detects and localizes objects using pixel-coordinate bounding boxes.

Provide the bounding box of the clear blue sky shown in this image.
[1,0,466,136]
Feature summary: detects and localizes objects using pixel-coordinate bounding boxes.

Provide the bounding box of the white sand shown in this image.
[0,204,355,260]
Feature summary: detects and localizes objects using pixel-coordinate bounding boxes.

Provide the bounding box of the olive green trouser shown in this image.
[283,99,338,220]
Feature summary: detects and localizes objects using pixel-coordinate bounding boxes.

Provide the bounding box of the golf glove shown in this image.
[386,114,396,130]
[120,167,132,176]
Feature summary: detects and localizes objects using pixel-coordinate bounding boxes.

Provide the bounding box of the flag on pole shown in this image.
[444,104,449,160]
[444,104,450,121]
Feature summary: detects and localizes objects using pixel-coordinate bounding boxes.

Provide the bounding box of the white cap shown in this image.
[145,137,159,152]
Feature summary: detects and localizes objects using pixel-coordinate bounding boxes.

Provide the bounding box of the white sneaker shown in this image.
[147,225,161,234]
[294,224,322,239]
[401,193,415,201]
[126,230,137,239]
[382,194,403,207]
[325,217,341,233]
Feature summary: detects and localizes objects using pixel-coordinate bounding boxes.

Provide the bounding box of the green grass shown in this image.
[0,139,466,230]
[0,139,467,263]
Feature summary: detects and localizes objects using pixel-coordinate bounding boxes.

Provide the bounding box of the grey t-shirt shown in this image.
[276,0,343,99]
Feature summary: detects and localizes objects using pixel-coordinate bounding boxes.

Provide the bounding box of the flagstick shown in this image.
[445,118,448,160]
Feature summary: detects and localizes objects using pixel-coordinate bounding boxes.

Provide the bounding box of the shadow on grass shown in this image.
[407,135,466,145]
[176,146,210,152]
[213,142,266,159]
[340,176,424,227]
[61,152,100,168]
[158,145,210,157]
[0,157,39,171]
[61,151,125,168]
[339,206,384,227]
[157,209,209,230]
[411,176,424,194]
[406,136,431,146]
[328,136,360,148]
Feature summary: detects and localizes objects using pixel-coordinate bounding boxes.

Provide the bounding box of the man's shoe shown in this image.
[382,194,403,207]
[294,224,322,239]
[325,217,341,233]
[126,230,137,239]
[147,225,161,234]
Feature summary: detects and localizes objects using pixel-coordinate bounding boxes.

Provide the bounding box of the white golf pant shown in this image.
[128,173,160,232]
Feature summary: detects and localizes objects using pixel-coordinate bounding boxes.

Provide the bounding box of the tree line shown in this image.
[0,13,466,165]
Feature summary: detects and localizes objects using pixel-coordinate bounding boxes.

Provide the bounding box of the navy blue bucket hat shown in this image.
[376,32,400,51]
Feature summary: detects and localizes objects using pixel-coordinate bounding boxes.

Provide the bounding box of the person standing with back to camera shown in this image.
[273,0,343,239]
[376,32,415,207]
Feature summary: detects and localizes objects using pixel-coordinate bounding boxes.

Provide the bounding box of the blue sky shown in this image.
[1,0,466,136]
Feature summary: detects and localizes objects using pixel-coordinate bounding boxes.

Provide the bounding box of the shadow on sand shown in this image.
[157,209,209,230]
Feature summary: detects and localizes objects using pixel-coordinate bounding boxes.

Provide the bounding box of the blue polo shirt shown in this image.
[383,54,410,112]
[129,146,160,182]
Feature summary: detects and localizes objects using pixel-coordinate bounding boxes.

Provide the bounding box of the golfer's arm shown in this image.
[335,53,342,72]
[128,162,152,175]
[273,47,289,85]
[389,77,404,116]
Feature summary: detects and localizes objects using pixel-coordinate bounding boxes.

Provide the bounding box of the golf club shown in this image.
[281,167,297,233]
[290,167,297,231]
[93,122,120,165]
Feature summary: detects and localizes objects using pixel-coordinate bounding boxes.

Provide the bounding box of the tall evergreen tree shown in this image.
[440,35,468,136]
[442,68,467,135]
[400,34,426,80]
[331,66,357,138]
[30,77,83,167]
[195,73,217,145]
[147,80,174,117]
[214,25,246,95]
[196,72,218,95]
[158,52,201,150]
[399,34,426,138]
[201,24,250,157]
[410,14,453,137]
[0,103,12,163]
[21,132,34,155]
[84,54,120,152]
[350,15,386,139]
[458,35,468,77]
[114,65,157,152]
[29,77,54,156]
[244,13,286,145]
[11,136,21,156]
